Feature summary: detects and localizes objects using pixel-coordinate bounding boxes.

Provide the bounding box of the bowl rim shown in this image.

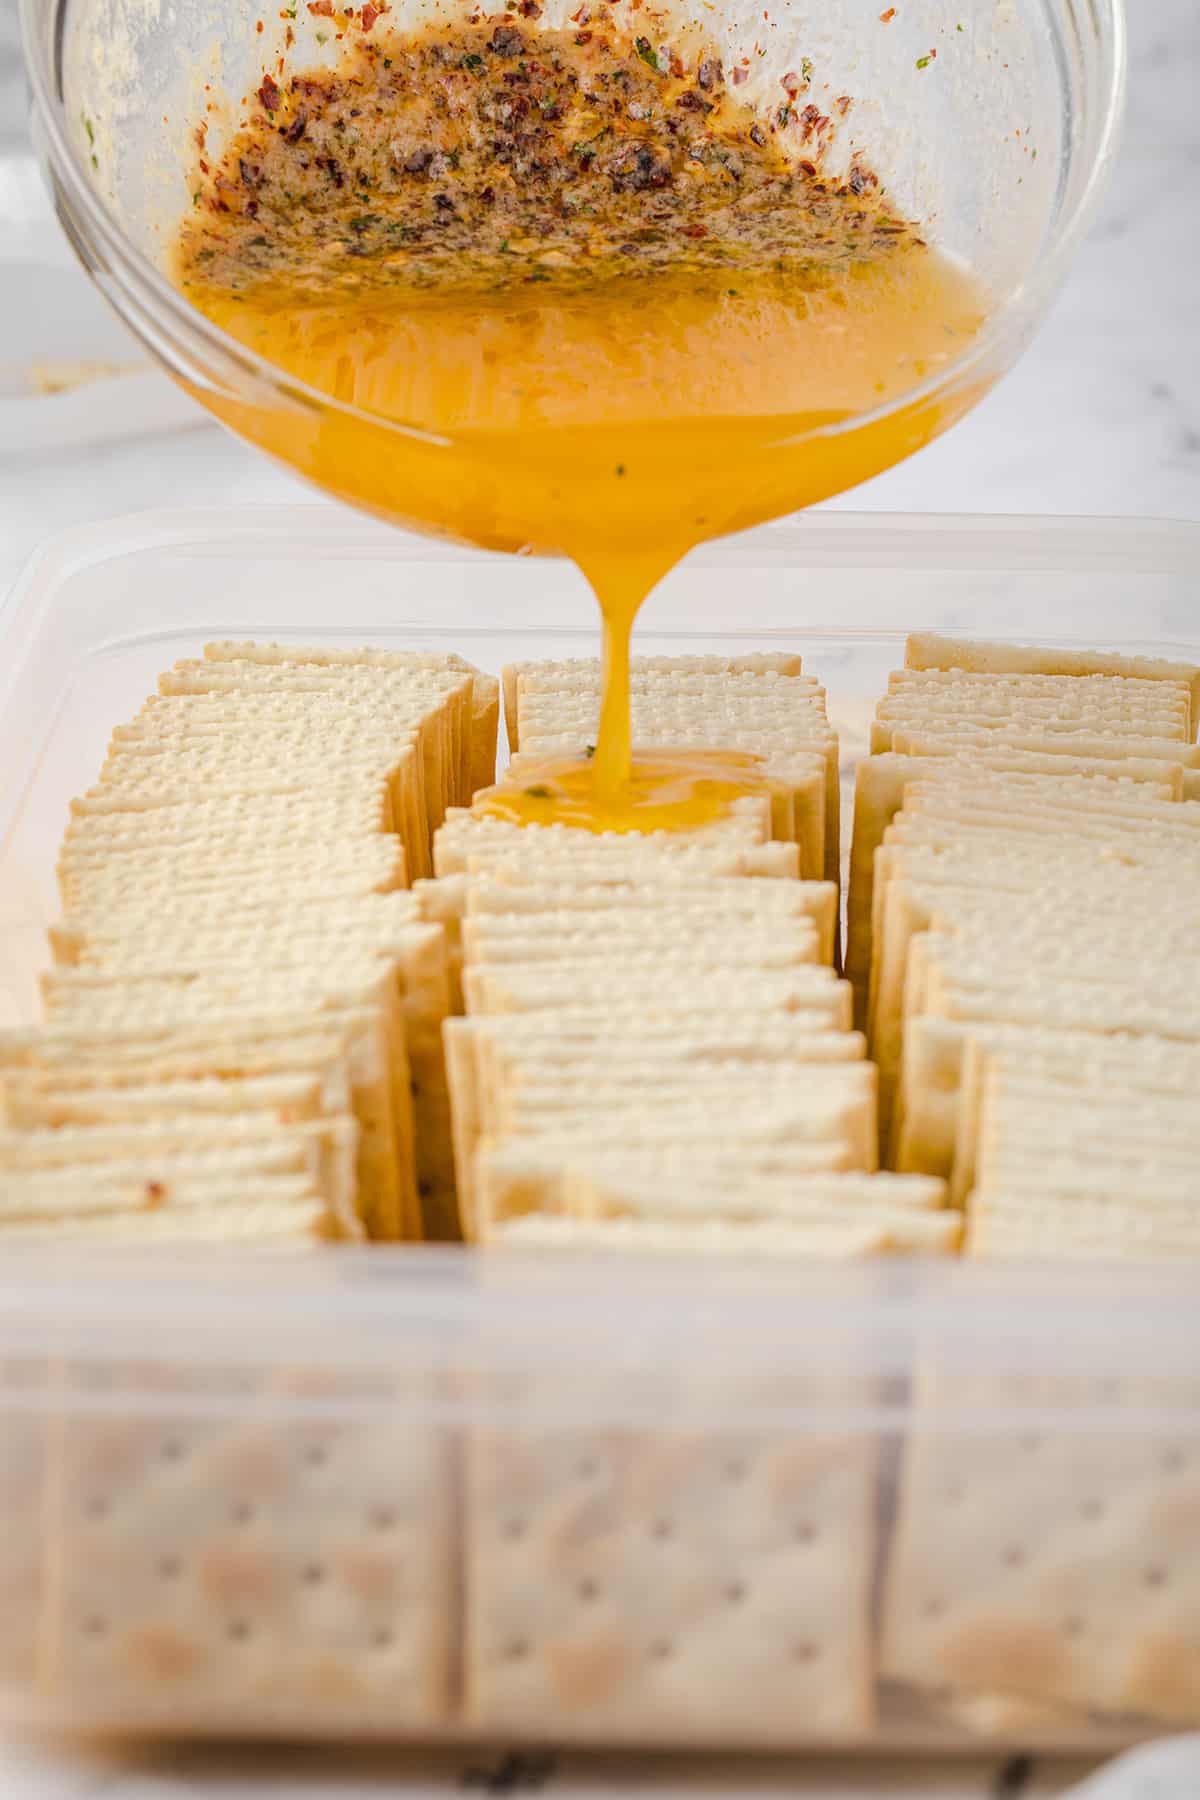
[20,0,1128,447]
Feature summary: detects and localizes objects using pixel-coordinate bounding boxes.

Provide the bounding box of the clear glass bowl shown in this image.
[22,0,1125,553]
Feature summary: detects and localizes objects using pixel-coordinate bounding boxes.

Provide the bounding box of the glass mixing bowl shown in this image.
[22,0,1125,555]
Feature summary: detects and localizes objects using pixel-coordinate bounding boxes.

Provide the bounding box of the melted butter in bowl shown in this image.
[174,17,989,822]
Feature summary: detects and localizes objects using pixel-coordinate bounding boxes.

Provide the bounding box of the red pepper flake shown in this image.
[257,73,281,110]
[256,17,264,31]
[574,29,592,43]
[361,0,380,25]
[879,6,895,18]
[835,93,852,115]
[780,70,800,96]
[144,1181,166,1206]
[731,64,748,84]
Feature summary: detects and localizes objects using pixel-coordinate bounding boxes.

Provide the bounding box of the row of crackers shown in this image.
[848,630,1200,1255]
[0,644,500,1243]
[437,651,957,1254]
[848,632,1200,1732]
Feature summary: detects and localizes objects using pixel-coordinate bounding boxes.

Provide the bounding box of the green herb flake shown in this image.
[634,36,661,72]
[915,54,931,68]
[583,744,596,760]
[524,784,553,799]
[800,57,813,81]
[462,50,484,70]
[90,153,99,170]
[615,463,626,476]
[316,29,328,42]
[82,113,95,145]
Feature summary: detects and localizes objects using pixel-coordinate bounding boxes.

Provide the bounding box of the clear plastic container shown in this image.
[2,506,1200,1753]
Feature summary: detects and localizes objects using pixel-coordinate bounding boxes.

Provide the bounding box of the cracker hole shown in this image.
[793,1520,818,1545]
[1162,1447,1187,1474]
[1001,1546,1027,1569]
[301,1562,326,1586]
[369,1505,399,1531]
[160,1437,186,1463]
[372,1627,394,1650]
[923,1597,946,1619]
[1018,1433,1041,1453]
[231,1501,255,1526]
[83,1615,108,1638]
[650,1518,673,1541]
[723,1457,747,1482]
[157,1555,183,1581]
[1079,1497,1105,1522]
[303,1444,329,1468]
[576,1578,600,1603]
[503,1638,529,1663]
[502,1517,526,1542]
[576,1457,598,1480]
[1143,1565,1167,1590]
[227,1619,252,1643]
[1062,1614,1085,1639]
[791,1641,819,1664]
[648,1639,674,1662]
[84,1496,109,1521]
[724,1581,746,1606]
[942,1481,966,1505]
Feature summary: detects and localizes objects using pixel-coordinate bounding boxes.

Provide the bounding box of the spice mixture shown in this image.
[178,18,917,300]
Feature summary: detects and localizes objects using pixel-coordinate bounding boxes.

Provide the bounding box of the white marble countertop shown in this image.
[0,1,1197,1794]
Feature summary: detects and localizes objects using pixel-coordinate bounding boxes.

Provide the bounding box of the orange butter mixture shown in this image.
[176,17,988,824]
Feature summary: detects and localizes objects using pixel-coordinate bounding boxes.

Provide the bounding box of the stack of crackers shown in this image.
[848,631,1200,1255]
[507,651,840,883]
[0,643,499,1244]
[437,654,956,1255]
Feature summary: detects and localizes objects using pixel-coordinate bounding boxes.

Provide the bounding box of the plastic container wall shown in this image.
[1,1249,1199,1747]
